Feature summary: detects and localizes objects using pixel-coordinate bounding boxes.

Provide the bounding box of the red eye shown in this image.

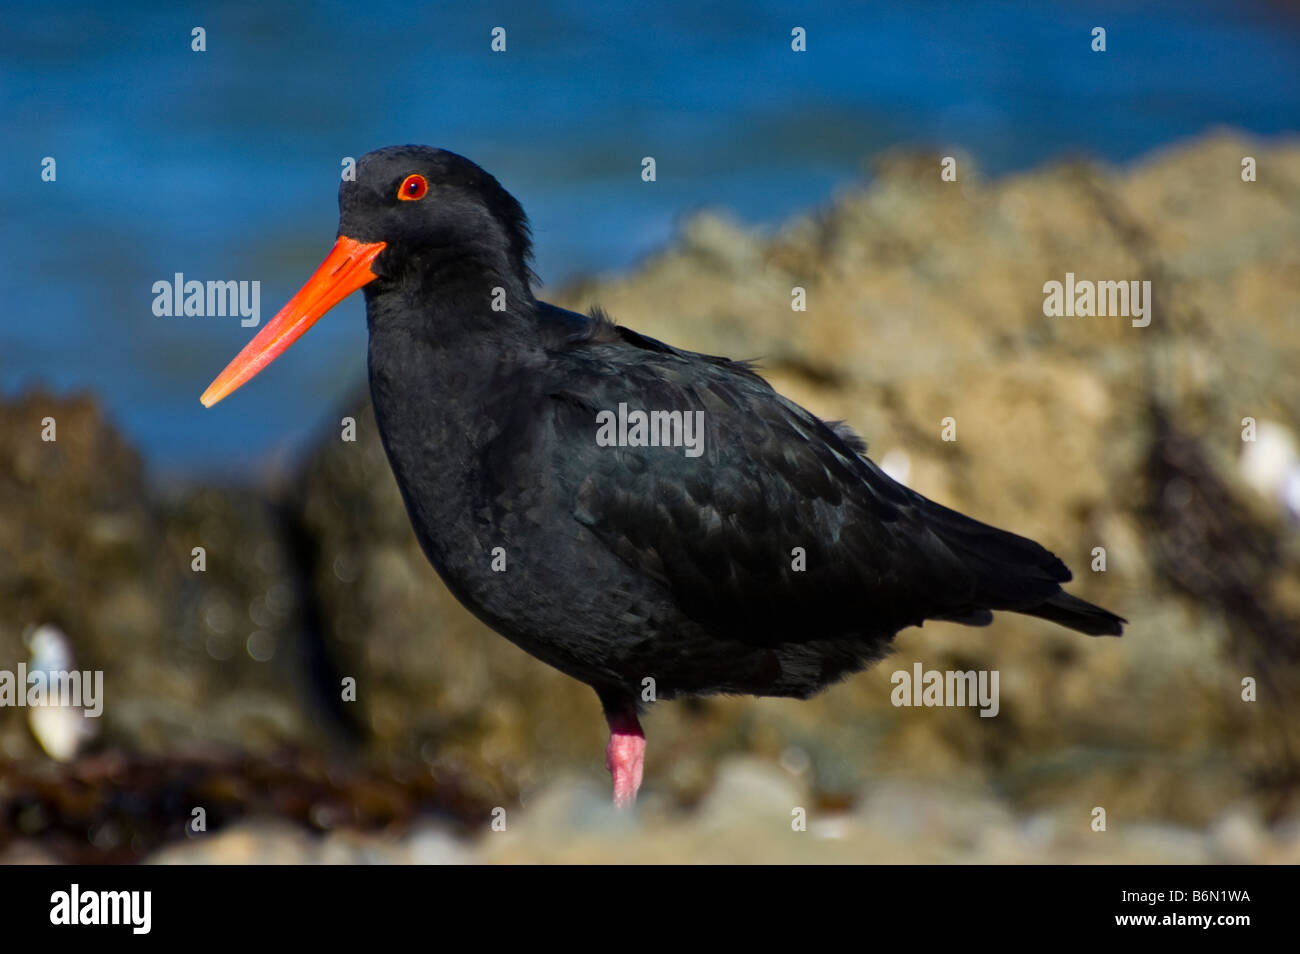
[398,174,428,201]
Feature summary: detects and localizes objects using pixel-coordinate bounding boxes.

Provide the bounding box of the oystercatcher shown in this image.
[201,146,1124,807]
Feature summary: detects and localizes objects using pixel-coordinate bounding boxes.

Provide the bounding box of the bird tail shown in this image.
[909,490,1126,638]
[1018,591,1125,637]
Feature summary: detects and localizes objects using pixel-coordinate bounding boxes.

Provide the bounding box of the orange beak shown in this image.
[200,235,387,407]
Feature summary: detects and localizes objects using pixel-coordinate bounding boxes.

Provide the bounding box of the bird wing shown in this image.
[540,315,1071,644]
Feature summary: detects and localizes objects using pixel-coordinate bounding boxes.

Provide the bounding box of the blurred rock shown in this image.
[138,773,1298,864]
[695,756,807,827]
[0,749,483,863]
[1208,805,1267,864]
[0,393,334,764]
[147,818,473,865]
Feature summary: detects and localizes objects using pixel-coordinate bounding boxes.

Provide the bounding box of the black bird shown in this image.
[201,146,1124,806]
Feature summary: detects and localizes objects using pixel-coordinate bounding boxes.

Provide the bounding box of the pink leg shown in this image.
[604,708,645,808]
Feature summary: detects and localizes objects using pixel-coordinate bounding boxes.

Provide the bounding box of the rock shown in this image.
[696,756,807,827]
[402,823,474,864]
[0,393,326,763]
[148,820,317,865]
[1209,806,1267,864]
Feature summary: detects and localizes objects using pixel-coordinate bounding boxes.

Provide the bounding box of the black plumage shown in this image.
[204,145,1124,803]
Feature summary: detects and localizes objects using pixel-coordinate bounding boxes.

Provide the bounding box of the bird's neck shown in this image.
[363,278,546,564]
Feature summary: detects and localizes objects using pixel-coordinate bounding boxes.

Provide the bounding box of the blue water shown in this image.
[2,0,1297,477]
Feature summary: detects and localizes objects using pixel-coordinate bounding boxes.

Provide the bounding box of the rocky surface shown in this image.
[2,132,1298,862]
[132,762,1300,864]
[0,393,325,763]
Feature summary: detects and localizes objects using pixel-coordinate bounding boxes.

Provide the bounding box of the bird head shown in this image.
[200,146,532,408]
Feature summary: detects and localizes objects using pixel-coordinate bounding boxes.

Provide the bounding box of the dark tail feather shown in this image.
[903,484,1126,637]
[1021,591,1125,637]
